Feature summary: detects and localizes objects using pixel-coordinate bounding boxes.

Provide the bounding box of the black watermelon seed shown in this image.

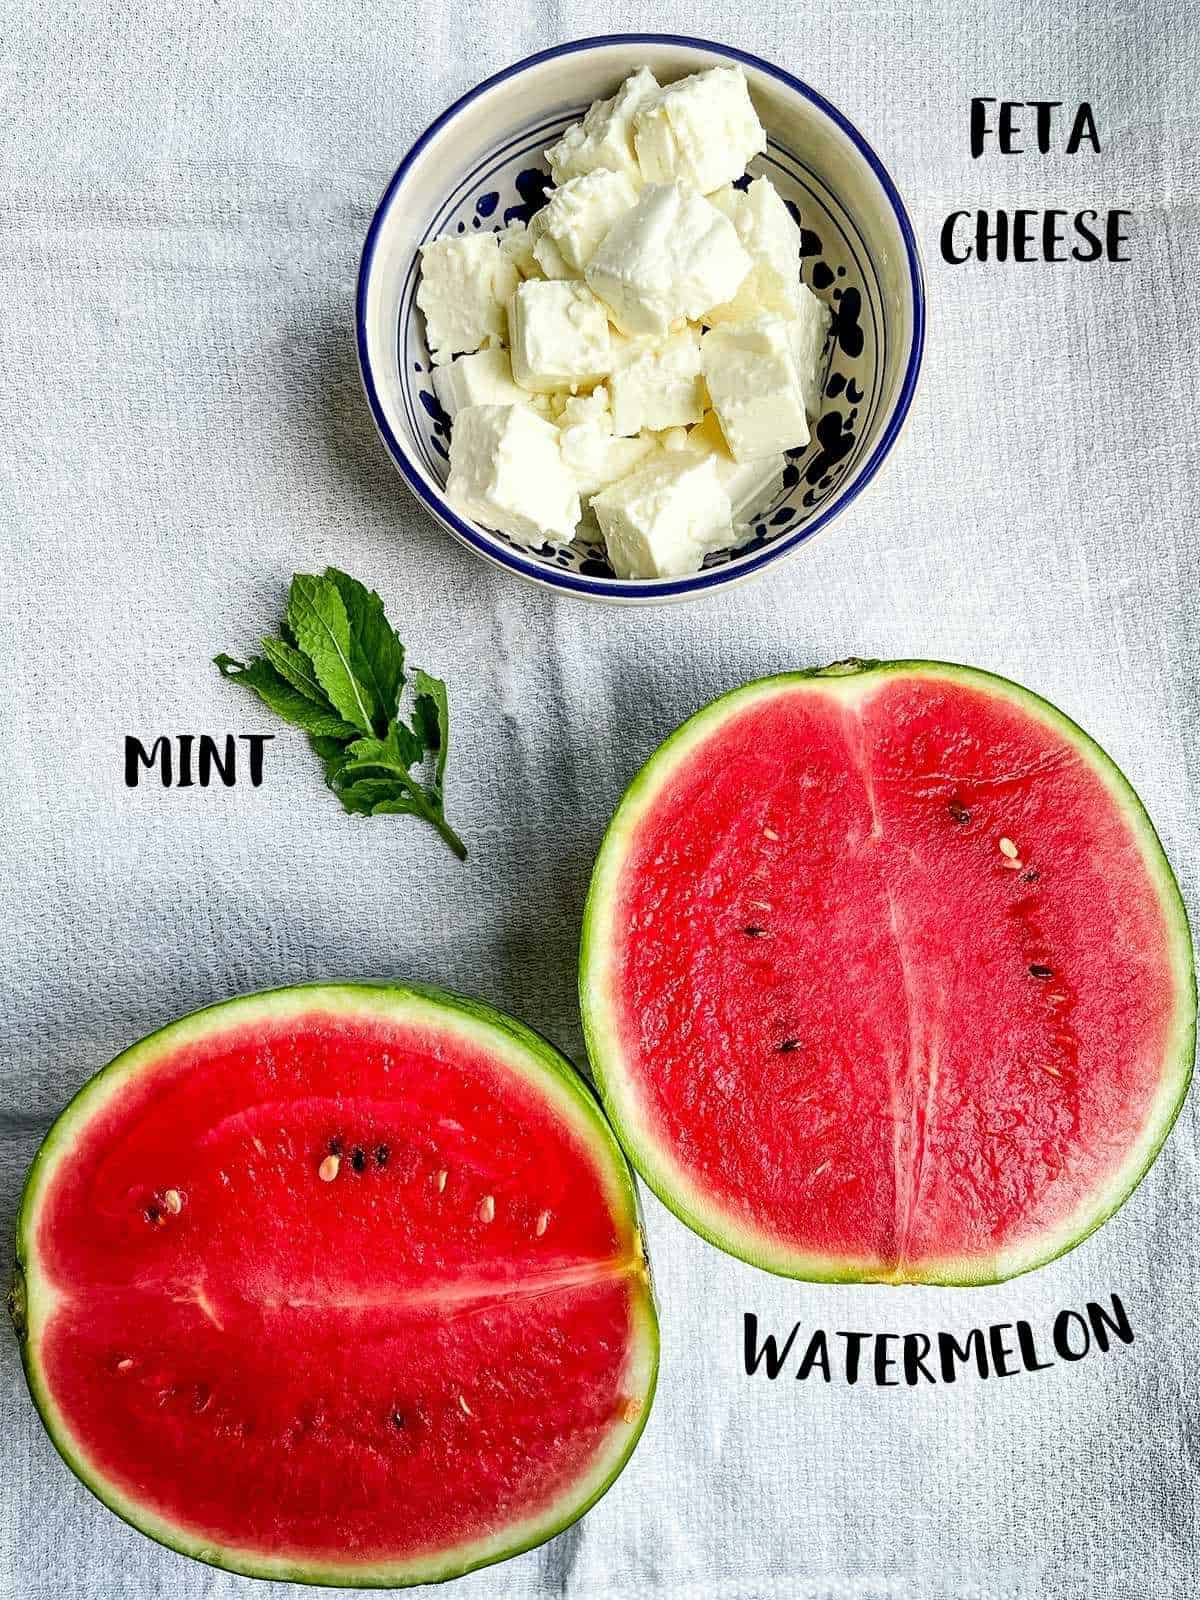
[744,925,767,938]
[375,1144,390,1167]
[948,802,970,824]
[328,1136,343,1156]
[391,1410,406,1429]
[144,1205,163,1225]
[350,1147,367,1173]
[778,1039,801,1053]
[1024,869,1041,883]
[1029,964,1053,979]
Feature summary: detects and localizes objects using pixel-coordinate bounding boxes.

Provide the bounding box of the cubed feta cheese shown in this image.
[700,315,811,461]
[508,279,613,393]
[545,66,659,186]
[703,176,810,324]
[786,283,833,417]
[706,184,741,221]
[497,219,542,279]
[556,388,611,428]
[683,410,786,527]
[585,183,751,336]
[608,326,705,435]
[446,404,580,547]
[574,501,603,546]
[633,67,766,194]
[416,233,518,365]
[653,425,693,452]
[592,453,734,579]
[432,347,548,419]
[530,169,639,278]
[557,385,656,496]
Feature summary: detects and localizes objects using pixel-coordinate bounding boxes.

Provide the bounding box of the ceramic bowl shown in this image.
[356,33,925,604]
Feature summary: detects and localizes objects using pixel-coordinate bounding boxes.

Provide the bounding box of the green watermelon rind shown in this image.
[11,981,660,1588]
[580,658,1196,1287]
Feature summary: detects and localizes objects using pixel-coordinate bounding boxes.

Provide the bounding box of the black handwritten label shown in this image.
[941,100,1131,264]
[124,734,274,788]
[743,1292,1133,1385]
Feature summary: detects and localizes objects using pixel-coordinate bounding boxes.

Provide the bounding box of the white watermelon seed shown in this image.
[478,1195,495,1224]
[318,1155,340,1182]
[999,837,1018,858]
[763,828,780,841]
[116,1358,133,1371]
[458,1394,472,1415]
[163,1189,183,1214]
[435,1169,448,1192]
[535,1210,550,1236]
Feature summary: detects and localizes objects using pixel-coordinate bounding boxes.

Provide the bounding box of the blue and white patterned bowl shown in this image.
[356,34,925,605]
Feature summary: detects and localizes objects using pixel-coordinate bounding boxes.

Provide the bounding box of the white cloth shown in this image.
[2,2,1197,1597]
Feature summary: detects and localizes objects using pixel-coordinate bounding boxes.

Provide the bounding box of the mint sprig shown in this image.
[215,568,466,860]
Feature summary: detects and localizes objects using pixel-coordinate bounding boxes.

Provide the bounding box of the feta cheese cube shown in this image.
[574,501,603,546]
[585,183,751,336]
[446,404,580,547]
[556,388,611,428]
[786,283,833,418]
[701,315,811,461]
[497,219,542,279]
[608,326,705,435]
[530,169,639,278]
[706,184,741,221]
[432,347,548,420]
[633,67,766,194]
[416,233,518,365]
[508,279,613,393]
[557,385,656,496]
[683,410,786,527]
[545,67,658,186]
[592,453,734,579]
[703,177,810,324]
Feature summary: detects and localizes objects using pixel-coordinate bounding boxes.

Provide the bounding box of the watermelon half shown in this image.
[581,660,1194,1285]
[11,983,657,1586]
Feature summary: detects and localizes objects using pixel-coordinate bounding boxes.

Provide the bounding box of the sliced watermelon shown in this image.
[12,983,657,1585]
[581,660,1194,1285]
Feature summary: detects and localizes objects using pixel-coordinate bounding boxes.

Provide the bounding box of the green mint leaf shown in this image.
[308,733,355,794]
[410,668,450,798]
[337,729,466,859]
[325,567,406,732]
[286,574,374,734]
[214,654,359,739]
[335,777,410,816]
[341,723,424,775]
[336,731,418,791]
[308,734,347,762]
[217,569,465,860]
[260,636,331,706]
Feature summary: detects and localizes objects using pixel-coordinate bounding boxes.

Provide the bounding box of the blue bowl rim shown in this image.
[355,31,927,601]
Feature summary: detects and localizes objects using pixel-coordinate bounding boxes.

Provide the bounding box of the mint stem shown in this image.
[433,814,468,861]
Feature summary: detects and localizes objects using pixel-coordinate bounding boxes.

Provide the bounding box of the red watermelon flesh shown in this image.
[581,662,1194,1284]
[13,985,657,1586]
